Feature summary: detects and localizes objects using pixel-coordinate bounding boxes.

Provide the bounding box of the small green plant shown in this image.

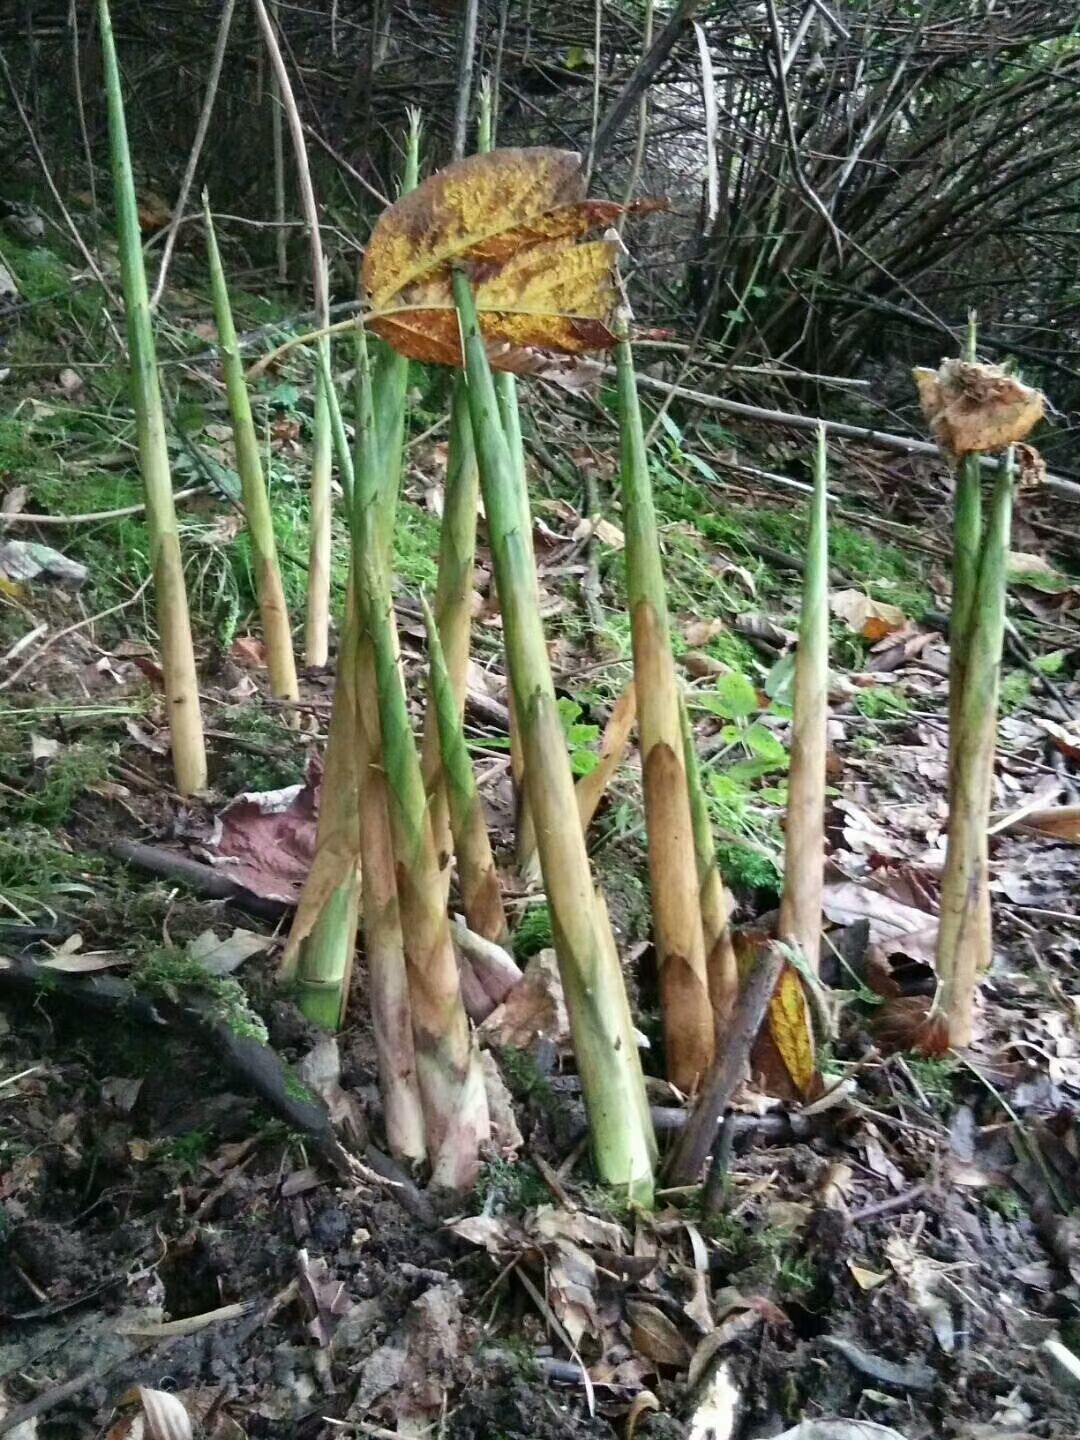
[24,743,112,825]
[905,1054,954,1110]
[159,1127,214,1176]
[998,670,1032,714]
[497,1045,556,1109]
[512,901,553,960]
[557,696,601,775]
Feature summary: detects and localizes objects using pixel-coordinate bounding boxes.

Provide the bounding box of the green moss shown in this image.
[134,945,268,1043]
[21,741,112,824]
[983,1185,1025,1221]
[905,1055,954,1110]
[999,670,1032,714]
[474,1156,550,1212]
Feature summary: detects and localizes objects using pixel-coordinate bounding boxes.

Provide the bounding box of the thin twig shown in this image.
[0,576,153,692]
[150,0,237,308]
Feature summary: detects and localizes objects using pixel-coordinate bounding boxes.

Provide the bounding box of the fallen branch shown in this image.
[0,951,437,1226]
[665,940,786,1185]
[604,367,1080,503]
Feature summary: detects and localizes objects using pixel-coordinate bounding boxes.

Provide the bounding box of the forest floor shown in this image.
[1,228,1080,1440]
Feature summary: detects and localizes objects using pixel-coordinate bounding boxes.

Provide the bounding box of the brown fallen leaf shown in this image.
[830,589,907,641]
[626,1298,692,1368]
[229,634,268,668]
[914,358,1044,455]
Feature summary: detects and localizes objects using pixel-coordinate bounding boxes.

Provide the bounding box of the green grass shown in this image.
[855,685,911,719]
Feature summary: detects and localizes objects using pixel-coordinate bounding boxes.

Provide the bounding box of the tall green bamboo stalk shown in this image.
[283,126,424,1159]
[934,449,1014,1047]
[454,271,655,1200]
[422,593,508,944]
[203,196,299,714]
[778,424,829,973]
[616,335,713,1094]
[99,0,206,796]
[419,376,480,898]
[306,371,333,667]
[678,691,738,1030]
[354,327,488,1190]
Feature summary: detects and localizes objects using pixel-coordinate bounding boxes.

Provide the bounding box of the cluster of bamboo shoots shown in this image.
[100,3,837,1194]
[917,321,1042,1050]
[103,0,1035,1199]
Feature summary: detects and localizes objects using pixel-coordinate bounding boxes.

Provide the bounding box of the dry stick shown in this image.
[0,47,114,302]
[617,335,713,1095]
[269,0,288,287]
[778,425,829,972]
[67,0,96,214]
[0,485,205,526]
[450,0,480,161]
[251,0,332,663]
[150,0,236,309]
[666,941,786,1186]
[590,0,702,170]
[619,0,654,215]
[601,367,1080,503]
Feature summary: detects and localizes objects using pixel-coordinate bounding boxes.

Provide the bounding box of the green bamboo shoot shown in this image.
[616,335,713,1094]
[422,593,508,944]
[454,270,655,1200]
[420,376,480,898]
[778,424,829,972]
[354,327,487,1189]
[678,690,738,1030]
[99,0,206,796]
[934,450,1014,1048]
[203,196,299,713]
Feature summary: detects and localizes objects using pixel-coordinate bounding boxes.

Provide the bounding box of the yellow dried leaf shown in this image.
[363,147,651,370]
[766,964,816,1098]
[914,359,1044,456]
[848,1261,890,1291]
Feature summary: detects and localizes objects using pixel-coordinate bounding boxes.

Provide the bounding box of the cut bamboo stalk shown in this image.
[420,376,480,898]
[454,271,655,1200]
[934,450,1014,1048]
[422,593,508,945]
[203,196,299,715]
[354,327,487,1190]
[616,335,713,1094]
[778,423,829,972]
[678,690,738,1031]
[98,0,206,797]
